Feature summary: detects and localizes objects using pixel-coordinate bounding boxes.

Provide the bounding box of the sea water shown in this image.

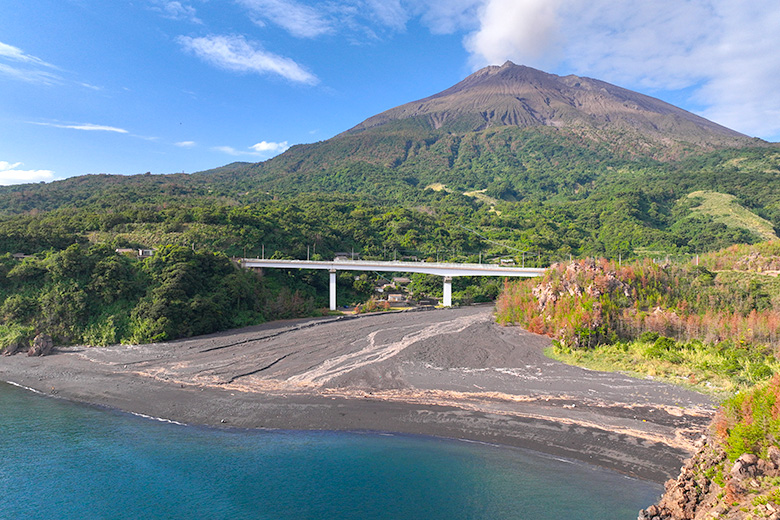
[0,382,660,519]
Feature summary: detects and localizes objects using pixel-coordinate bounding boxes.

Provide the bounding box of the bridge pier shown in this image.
[443,276,452,307]
[329,269,337,311]
[239,258,546,311]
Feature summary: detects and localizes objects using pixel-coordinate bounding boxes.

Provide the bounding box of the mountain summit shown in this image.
[344,61,754,154]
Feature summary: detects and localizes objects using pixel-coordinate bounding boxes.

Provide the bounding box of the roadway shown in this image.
[239,258,546,309]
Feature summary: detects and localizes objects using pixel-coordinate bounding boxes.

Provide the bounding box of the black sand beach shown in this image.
[1,305,714,482]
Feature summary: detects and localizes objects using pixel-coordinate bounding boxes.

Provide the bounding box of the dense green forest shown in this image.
[0,245,324,348]
[1,129,779,348]
[2,139,779,262]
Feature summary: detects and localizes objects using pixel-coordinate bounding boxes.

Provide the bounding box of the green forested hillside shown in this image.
[1,91,779,348]
[2,139,778,262]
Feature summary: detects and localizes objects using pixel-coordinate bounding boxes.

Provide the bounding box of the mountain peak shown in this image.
[344,63,754,156]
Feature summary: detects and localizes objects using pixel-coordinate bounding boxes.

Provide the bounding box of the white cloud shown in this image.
[0,63,60,84]
[237,0,333,38]
[0,161,55,186]
[0,41,57,68]
[175,140,197,148]
[177,34,318,84]
[150,1,202,23]
[0,40,63,85]
[250,140,289,153]
[31,121,129,133]
[452,0,780,140]
[214,141,290,157]
[465,0,561,68]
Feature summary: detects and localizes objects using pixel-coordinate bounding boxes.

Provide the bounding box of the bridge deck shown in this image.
[239,258,545,309]
[240,258,546,278]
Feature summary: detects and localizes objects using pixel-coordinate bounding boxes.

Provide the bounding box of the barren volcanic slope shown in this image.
[345,61,752,150]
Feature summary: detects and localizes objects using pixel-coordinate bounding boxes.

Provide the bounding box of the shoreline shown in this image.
[0,307,714,483]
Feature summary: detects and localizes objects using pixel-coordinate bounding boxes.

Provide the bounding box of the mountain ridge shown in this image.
[341,61,756,155]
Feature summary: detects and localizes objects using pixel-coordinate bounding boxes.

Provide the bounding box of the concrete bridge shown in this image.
[239,258,546,309]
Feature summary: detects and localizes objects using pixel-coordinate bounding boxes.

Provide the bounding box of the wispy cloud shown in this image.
[149,0,202,24]
[0,41,58,68]
[0,40,62,85]
[175,140,197,148]
[212,145,245,156]
[364,0,408,31]
[30,121,129,133]
[237,0,333,38]
[411,0,482,35]
[0,40,103,90]
[177,34,318,84]
[0,160,56,186]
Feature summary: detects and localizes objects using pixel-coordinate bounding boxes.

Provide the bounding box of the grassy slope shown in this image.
[687,190,778,242]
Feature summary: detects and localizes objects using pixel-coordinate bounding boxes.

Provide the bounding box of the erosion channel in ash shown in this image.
[1,305,713,482]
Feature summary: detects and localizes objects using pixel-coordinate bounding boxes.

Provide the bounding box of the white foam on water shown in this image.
[4,380,47,396]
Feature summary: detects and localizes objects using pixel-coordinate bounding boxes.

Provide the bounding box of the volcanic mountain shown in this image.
[231,61,761,186]
[0,62,770,215]
[345,61,752,150]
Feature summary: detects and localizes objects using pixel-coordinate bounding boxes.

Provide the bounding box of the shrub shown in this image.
[717,375,780,461]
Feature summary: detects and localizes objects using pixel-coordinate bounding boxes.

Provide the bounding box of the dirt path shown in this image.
[1,305,714,482]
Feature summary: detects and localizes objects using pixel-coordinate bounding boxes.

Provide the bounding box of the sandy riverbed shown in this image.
[1,305,714,482]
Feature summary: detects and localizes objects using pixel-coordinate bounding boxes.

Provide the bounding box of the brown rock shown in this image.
[27,334,54,357]
[2,341,22,356]
[768,446,780,469]
[730,453,759,478]
[757,459,774,475]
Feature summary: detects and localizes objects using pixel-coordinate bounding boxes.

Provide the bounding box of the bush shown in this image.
[0,293,39,324]
[717,375,780,461]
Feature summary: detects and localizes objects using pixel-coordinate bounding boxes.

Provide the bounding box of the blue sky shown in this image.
[1,0,779,185]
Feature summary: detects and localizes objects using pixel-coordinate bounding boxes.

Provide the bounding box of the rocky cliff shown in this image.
[639,375,780,520]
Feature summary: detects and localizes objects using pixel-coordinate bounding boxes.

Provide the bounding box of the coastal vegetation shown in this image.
[638,375,780,520]
[495,245,780,395]
[1,146,780,350]
[495,244,780,518]
[0,245,322,348]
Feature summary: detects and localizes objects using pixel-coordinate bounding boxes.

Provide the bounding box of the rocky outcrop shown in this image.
[734,251,780,272]
[639,441,780,520]
[530,259,634,348]
[2,341,25,356]
[27,334,54,357]
[532,259,632,313]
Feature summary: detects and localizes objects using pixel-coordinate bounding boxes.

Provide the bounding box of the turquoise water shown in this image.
[0,382,660,519]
